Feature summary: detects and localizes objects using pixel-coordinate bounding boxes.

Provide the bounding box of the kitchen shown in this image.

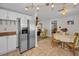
[0,3,79,56]
[0,8,36,55]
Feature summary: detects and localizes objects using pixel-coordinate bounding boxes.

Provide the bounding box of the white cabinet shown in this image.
[0,36,7,55]
[6,21,17,32]
[8,35,17,52]
[0,20,17,32]
[0,22,5,32]
[0,35,17,55]
[0,9,7,19]
[7,11,17,20]
[0,9,17,20]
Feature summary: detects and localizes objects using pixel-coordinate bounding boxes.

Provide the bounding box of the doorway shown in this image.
[50,20,57,36]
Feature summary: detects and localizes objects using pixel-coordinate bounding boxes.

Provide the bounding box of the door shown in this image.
[29,20,35,48]
[51,21,57,35]
[20,34,27,52]
[29,30,35,48]
[18,18,28,53]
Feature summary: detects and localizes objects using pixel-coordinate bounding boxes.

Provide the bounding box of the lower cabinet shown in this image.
[7,35,17,52]
[0,36,7,55]
[0,35,17,55]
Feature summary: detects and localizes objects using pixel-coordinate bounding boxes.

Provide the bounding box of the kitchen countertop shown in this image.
[0,32,16,36]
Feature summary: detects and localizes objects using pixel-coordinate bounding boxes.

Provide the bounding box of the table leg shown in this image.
[61,42,64,49]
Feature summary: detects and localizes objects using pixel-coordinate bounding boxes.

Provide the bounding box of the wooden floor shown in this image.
[2,38,79,56]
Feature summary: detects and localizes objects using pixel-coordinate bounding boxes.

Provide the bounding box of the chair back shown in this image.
[74,33,79,47]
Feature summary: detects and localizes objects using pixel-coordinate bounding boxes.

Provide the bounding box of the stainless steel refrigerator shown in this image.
[17,18,35,53]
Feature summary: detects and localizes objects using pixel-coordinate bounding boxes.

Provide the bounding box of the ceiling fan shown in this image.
[58,4,66,11]
[58,3,68,16]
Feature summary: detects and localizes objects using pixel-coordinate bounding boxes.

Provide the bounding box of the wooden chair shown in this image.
[51,33,61,47]
[66,33,79,56]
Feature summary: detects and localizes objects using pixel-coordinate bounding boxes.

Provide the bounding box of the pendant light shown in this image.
[59,4,68,16]
[25,7,28,11]
[36,6,40,11]
[73,3,78,5]
[51,3,54,8]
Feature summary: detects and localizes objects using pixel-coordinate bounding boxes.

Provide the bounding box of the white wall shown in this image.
[40,14,79,37]
[56,15,79,35]
[40,19,51,36]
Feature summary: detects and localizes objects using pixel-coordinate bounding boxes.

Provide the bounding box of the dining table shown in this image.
[53,33,75,48]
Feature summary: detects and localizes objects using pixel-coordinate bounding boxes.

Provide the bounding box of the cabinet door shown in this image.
[0,20,4,32]
[0,9,7,19]
[0,36,7,55]
[7,21,17,32]
[8,35,17,52]
[7,11,17,20]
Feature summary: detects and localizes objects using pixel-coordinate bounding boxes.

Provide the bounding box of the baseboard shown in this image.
[0,49,17,56]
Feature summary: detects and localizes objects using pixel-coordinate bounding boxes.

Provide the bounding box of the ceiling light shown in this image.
[61,8,68,16]
[59,4,68,16]
[73,3,78,5]
[25,7,28,11]
[51,3,54,8]
[36,6,40,11]
[60,9,68,16]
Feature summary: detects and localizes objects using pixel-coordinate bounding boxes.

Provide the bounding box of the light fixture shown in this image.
[36,6,40,11]
[60,9,68,16]
[61,7,68,16]
[73,3,78,5]
[25,3,55,11]
[25,7,28,11]
[25,3,40,11]
[59,4,68,16]
[51,3,54,8]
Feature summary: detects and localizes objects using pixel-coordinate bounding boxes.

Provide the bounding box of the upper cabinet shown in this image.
[0,9,17,20]
[0,9,7,19]
[0,9,32,30]
[7,11,17,20]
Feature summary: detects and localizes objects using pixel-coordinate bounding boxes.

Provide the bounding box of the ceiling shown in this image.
[0,3,79,20]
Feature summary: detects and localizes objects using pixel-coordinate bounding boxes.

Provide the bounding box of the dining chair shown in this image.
[66,33,79,56]
[51,33,61,47]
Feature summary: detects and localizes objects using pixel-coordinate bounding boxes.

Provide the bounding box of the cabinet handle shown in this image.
[0,19,2,25]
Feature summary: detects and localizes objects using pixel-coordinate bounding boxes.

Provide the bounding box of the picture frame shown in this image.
[67,20,74,25]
